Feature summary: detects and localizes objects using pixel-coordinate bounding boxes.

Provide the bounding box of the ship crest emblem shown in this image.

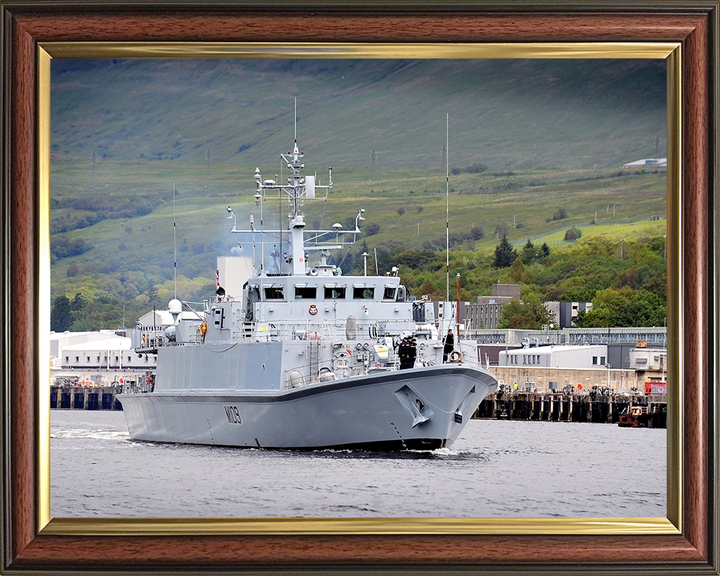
[308,304,318,315]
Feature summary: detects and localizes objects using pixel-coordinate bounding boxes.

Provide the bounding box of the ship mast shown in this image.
[229,112,364,277]
[279,140,317,275]
[251,137,335,276]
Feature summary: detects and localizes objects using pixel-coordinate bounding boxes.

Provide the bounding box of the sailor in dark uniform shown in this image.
[407,337,417,369]
[443,329,454,363]
[398,335,418,369]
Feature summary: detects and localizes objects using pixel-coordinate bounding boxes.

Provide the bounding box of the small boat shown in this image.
[118,133,498,450]
[618,405,649,427]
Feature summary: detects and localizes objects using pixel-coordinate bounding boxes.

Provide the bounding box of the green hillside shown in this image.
[49,58,668,330]
[51,58,666,170]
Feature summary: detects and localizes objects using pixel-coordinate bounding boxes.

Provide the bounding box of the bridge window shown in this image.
[324,286,346,299]
[383,287,397,300]
[353,287,375,299]
[295,286,317,299]
[264,287,284,299]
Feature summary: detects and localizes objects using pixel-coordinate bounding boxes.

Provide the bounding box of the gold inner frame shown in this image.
[37,42,682,536]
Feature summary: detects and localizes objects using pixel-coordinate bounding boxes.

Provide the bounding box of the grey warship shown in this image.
[119,135,498,450]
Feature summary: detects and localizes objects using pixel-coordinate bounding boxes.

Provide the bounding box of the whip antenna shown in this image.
[446,113,450,305]
[173,182,177,299]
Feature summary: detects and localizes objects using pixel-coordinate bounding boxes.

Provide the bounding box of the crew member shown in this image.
[398,336,414,369]
[406,337,417,369]
[443,329,454,363]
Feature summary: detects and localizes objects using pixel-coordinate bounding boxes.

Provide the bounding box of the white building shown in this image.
[50,330,124,360]
[61,337,157,370]
[50,331,157,388]
[498,344,609,369]
[58,335,156,371]
[627,347,667,371]
[622,158,667,168]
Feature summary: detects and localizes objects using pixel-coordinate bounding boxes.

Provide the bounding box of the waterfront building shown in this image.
[627,346,667,372]
[498,344,609,369]
[50,330,158,388]
[59,336,155,371]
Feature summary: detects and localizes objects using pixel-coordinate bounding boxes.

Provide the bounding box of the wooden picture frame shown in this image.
[1,1,717,573]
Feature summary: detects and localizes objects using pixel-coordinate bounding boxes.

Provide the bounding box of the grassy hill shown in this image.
[51,58,666,170]
[49,58,668,328]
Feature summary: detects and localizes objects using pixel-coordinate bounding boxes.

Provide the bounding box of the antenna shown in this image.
[456,272,461,341]
[173,182,177,299]
[294,97,297,142]
[446,113,450,305]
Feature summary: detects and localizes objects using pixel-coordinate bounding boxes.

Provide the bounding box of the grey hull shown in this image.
[118,364,495,449]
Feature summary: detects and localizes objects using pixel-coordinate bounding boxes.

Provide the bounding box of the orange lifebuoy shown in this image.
[449,350,462,362]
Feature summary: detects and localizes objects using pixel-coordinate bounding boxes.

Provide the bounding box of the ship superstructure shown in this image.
[119,135,497,450]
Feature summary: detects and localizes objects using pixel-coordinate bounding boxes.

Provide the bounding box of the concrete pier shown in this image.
[474,391,667,428]
[50,385,124,411]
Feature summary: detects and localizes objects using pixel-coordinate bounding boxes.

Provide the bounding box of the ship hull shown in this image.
[118,364,495,450]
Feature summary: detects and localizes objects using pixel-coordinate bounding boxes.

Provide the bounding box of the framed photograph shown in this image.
[1,1,717,574]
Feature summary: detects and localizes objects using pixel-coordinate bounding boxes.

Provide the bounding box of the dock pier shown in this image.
[50,385,124,411]
[474,391,667,428]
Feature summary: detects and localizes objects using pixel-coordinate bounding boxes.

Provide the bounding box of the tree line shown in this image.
[338,232,666,330]
[51,231,667,332]
[51,191,171,235]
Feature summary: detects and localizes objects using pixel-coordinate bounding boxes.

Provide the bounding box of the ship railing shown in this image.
[131,328,167,354]
[284,357,400,390]
[241,319,419,343]
[283,358,337,390]
[282,338,482,390]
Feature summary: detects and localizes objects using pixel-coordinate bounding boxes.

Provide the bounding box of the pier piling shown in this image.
[474,391,665,428]
[50,385,124,411]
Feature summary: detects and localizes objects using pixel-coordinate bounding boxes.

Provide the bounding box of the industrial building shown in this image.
[498,344,609,369]
[50,330,157,387]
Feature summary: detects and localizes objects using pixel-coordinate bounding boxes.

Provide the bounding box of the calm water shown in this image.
[50,410,666,518]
